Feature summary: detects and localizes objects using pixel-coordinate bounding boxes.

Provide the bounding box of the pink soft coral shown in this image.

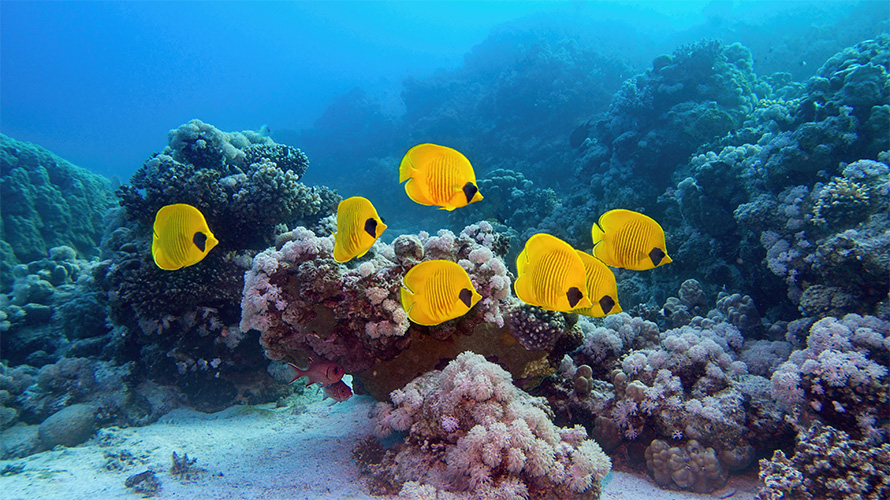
[371,352,611,499]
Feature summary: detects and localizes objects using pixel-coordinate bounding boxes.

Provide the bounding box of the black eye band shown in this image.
[599,296,615,315]
[462,182,478,203]
[193,232,208,252]
[649,247,666,266]
[364,218,378,237]
[567,287,583,308]
[459,288,473,308]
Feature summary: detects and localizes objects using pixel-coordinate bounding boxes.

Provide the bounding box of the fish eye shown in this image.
[364,218,378,237]
[462,182,478,203]
[599,296,616,315]
[193,232,208,252]
[649,247,666,266]
[567,287,583,308]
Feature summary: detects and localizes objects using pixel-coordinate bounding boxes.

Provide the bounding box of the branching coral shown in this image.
[768,314,889,438]
[369,352,611,499]
[756,421,890,499]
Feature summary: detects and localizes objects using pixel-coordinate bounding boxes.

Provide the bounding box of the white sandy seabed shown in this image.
[0,389,761,500]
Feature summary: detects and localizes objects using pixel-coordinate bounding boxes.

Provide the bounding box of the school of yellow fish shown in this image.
[150,142,671,327]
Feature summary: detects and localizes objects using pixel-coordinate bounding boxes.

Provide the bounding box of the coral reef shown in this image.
[241,221,583,399]
[536,275,888,494]
[465,168,558,240]
[600,40,763,191]
[117,119,335,248]
[0,134,116,291]
[645,438,727,493]
[756,421,890,499]
[768,314,889,438]
[540,281,784,493]
[1,246,107,366]
[96,120,335,412]
[368,352,611,499]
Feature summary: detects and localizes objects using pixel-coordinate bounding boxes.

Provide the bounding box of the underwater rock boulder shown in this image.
[38,403,96,449]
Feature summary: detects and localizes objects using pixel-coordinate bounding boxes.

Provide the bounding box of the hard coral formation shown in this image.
[118,119,335,248]
[96,120,334,411]
[241,221,579,399]
[597,40,763,194]
[0,134,116,290]
[370,352,611,499]
[1,246,110,367]
[645,438,727,493]
[468,168,558,238]
[754,156,890,317]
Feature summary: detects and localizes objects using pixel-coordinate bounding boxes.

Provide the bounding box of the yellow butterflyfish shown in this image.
[573,250,622,317]
[514,233,591,312]
[152,203,218,270]
[591,209,672,270]
[400,260,482,326]
[398,143,483,211]
[333,196,387,263]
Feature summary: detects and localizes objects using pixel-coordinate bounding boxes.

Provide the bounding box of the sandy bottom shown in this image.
[0,393,761,499]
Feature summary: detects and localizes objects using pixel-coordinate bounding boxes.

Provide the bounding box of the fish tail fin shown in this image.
[332,232,352,263]
[287,362,307,385]
[399,286,415,316]
[591,221,605,249]
[398,150,415,183]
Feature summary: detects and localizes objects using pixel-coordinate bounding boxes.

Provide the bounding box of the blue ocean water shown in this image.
[1,1,889,498]
[1,1,880,180]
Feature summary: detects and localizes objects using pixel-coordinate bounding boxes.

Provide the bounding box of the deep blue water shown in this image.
[2,1,883,180]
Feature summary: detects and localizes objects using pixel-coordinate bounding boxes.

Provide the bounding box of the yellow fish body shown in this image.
[152,203,219,270]
[400,260,482,326]
[573,250,622,317]
[591,209,672,271]
[332,196,387,263]
[514,233,592,312]
[398,143,483,211]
